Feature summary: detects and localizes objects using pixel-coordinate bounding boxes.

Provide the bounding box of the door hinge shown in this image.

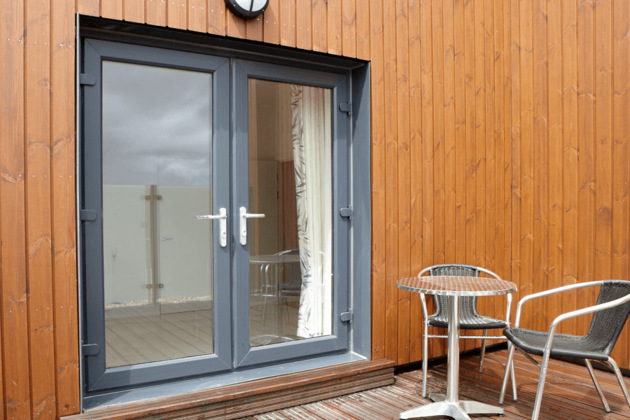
[82,343,99,356]
[340,207,353,218]
[339,102,352,115]
[340,311,353,323]
[79,73,96,86]
[80,209,98,221]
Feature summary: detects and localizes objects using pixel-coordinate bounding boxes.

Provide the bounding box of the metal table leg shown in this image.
[400,296,504,419]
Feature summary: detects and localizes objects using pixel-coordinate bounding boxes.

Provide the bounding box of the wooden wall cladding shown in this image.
[0,0,628,418]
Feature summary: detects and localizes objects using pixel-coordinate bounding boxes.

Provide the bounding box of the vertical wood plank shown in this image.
[146,0,167,27]
[395,0,410,365]
[327,0,342,55]
[532,0,548,325]
[483,0,497,323]
[342,0,356,57]
[123,0,145,23]
[519,0,535,309]
[500,0,512,282]
[483,0,496,276]
[280,0,296,47]
[0,1,31,418]
[245,13,264,41]
[25,0,57,417]
[101,0,123,20]
[312,0,327,52]
[355,0,370,60]
[262,0,279,43]
[408,0,423,363]
[611,0,630,367]
[577,0,596,305]
[296,0,312,50]
[420,0,438,358]
[167,0,187,29]
[77,0,100,16]
[562,0,579,333]
[208,0,226,35]
[464,0,477,268]
[547,0,563,329]
[443,0,456,265]
[594,0,613,282]
[383,0,399,363]
[431,0,445,267]
[51,0,80,415]
[227,6,246,38]
[474,0,487,271]
[188,0,207,33]
[509,0,522,290]
[454,0,466,265]
[370,0,386,361]
[4,5,32,420]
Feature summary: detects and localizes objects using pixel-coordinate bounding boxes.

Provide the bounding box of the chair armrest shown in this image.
[419,293,430,322]
[514,280,608,327]
[541,291,630,353]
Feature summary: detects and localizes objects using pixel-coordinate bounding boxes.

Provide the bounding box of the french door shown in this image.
[80,39,351,392]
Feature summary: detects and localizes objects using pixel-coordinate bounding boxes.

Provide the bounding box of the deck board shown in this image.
[255,349,630,420]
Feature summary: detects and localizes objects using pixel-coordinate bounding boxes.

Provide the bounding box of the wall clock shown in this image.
[225,0,269,19]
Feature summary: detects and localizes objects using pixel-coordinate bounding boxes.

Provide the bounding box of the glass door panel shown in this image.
[247,78,333,347]
[102,61,213,367]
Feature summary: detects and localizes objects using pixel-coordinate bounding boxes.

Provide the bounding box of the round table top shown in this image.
[397,275,517,297]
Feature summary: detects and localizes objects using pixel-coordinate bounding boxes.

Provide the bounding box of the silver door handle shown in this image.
[239,206,265,245]
[196,208,227,247]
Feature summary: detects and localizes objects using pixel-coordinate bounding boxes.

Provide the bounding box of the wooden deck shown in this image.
[252,349,630,420]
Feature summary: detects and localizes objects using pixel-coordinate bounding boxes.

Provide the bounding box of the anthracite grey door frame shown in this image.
[80,37,357,393]
[231,59,351,368]
[80,38,232,392]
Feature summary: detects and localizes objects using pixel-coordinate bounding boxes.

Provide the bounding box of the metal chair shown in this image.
[419,264,514,398]
[499,280,630,420]
[261,249,302,329]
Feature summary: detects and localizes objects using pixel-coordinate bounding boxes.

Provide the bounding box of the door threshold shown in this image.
[69,356,394,419]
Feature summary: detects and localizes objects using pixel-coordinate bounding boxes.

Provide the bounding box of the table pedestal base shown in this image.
[400,396,503,419]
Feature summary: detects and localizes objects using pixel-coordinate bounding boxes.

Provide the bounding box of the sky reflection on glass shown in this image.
[102,61,212,186]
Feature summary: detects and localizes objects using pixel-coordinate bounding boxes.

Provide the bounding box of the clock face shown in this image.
[225,0,269,19]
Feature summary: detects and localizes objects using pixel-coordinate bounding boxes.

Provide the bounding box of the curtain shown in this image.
[290,84,333,338]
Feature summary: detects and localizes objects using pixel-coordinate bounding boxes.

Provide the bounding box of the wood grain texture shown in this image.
[395,0,411,365]
[123,0,145,23]
[2,1,630,416]
[51,0,80,416]
[208,0,226,35]
[369,0,386,362]
[25,0,56,417]
[0,1,31,418]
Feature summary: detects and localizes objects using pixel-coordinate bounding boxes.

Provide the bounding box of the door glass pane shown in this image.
[248,79,333,347]
[102,61,213,367]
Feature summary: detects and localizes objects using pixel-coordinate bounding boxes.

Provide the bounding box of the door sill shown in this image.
[69,357,394,419]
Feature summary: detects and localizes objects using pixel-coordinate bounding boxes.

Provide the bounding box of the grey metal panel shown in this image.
[80,38,232,392]
[349,64,371,358]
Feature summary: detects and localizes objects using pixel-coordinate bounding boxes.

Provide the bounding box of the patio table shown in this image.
[396,275,517,420]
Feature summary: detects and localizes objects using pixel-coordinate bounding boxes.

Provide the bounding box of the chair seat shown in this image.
[504,327,609,361]
[428,314,507,330]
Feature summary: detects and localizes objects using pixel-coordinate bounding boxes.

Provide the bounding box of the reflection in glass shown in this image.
[248,79,333,347]
[102,61,213,367]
